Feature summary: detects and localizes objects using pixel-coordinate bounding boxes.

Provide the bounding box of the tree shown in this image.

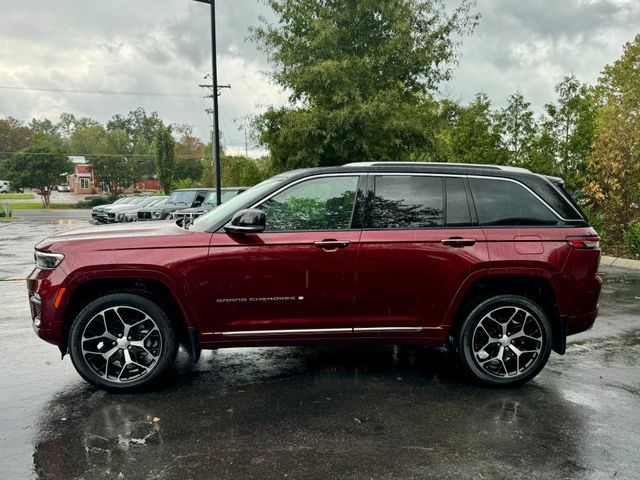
[540,75,598,191]
[448,93,506,165]
[5,142,71,207]
[0,117,32,162]
[497,91,537,167]
[89,130,137,199]
[154,126,176,194]
[584,35,640,241]
[252,0,478,170]
[174,126,205,183]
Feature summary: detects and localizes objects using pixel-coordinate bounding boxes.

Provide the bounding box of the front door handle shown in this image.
[441,237,477,248]
[314,240,351,251]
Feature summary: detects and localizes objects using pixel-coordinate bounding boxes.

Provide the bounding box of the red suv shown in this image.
[27,163,601,390]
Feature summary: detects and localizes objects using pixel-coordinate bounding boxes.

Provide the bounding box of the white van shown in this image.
[0,180,10,194]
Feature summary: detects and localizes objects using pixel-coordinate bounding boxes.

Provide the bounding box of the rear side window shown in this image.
[371,176,444,228]
[445,177,472,226]
[469,178,558,226]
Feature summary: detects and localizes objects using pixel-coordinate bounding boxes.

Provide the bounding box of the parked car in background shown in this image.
[122,196,168,222]
[156,188,215,220]
[28,162,602,391]
[102,196,152,223]
[57,185,70,192]
[0,180,11,193]
[137,197,169,221]
[92,197,133,222]
[171,188,247,222]
[93,197,149,223]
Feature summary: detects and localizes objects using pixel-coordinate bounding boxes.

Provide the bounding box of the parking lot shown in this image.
[1,214,639,480]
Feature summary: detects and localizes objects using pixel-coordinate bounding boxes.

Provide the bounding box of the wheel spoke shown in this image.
[471,305,544,379]
[80,305,163,384]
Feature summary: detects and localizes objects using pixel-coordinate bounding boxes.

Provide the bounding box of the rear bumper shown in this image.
[566,307,599,336]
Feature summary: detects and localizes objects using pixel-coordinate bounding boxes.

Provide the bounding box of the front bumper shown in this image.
[27,266,67,346]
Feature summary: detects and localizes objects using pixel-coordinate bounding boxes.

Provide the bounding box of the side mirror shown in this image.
[224,208,265,235]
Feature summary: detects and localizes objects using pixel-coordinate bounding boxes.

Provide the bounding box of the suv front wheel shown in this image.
[69,293,177,391]
[457,294,553,386]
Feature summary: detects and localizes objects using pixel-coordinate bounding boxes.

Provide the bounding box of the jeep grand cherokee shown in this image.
[27,162,601,390]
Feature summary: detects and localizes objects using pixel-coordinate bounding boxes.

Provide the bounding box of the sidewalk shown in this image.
[601,254,640,270]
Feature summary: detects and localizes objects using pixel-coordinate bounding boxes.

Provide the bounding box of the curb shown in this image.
[600,255,640,271]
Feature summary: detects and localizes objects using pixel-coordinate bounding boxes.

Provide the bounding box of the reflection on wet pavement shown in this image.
[0,217,639,480]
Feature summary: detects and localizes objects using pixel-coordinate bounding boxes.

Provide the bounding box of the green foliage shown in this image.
[75,196,111,209]
[4,141,71,207]
[154,125,176,194]
[252,0,478,169]
[497,92,537,167]
[582,206,608,247]
[446,94,506,165]
[173,178,200,190]
[0,203,13,218]
[623,222,640,256]
[89,130,137,199]
[584,35,640,241]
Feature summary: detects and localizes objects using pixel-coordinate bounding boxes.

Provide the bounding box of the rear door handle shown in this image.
[314,240,351,251]
[441,238,477,248]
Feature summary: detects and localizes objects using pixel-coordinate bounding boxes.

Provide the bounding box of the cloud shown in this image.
[0,0,638,152]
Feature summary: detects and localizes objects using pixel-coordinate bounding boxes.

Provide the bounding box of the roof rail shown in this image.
[343,161,531,173]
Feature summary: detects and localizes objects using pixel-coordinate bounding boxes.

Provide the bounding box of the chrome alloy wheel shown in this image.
[80,306,163,383]
[471,306,543,378]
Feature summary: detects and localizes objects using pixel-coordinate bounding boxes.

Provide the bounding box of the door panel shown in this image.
[205,173,364,336]
[354,229,489,331]
[207,231,360,334]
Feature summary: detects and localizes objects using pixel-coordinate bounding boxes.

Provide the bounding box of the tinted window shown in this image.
[445,177,472,226]
[469,178,558,226]
[168,191,196,206]
[260,176,359,231]
[371,176,443,228]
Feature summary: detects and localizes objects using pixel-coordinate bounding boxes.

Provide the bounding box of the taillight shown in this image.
[566,236,600,249]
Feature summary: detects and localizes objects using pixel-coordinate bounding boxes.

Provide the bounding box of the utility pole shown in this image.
[193,0,224,205]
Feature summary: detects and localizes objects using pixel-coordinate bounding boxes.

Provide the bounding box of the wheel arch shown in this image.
[446,273,564,354]
[59,273,194,357]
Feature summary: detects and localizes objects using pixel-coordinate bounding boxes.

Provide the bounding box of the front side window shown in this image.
[469,178,558,226]
[259,176,359,232]
[370,176,444,229]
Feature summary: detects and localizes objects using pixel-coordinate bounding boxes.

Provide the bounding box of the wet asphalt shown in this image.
[0,215,639,480]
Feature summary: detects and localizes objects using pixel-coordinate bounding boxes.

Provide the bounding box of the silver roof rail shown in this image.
[343,161,531,173]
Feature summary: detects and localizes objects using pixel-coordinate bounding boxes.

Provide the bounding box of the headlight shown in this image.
[152,212,161,219]
[34,251,64,269]
[117,213,125,221]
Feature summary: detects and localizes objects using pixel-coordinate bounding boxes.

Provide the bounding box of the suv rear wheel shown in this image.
[69,293,177,391]
[457,294,552,386]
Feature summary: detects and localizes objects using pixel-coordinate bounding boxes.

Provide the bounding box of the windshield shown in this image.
[190,178,286,232]
[128,197,149,205]
[136,197,159,208]
[146,197,167,207]
[167,191,196,206]
[204,190,240,205]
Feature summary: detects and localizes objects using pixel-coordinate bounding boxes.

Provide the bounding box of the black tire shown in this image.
[457,294,553,387]
[69,293,177,391]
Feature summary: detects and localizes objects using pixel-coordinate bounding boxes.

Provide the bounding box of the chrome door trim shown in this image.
[353,327,423,332]
[222,328,352,336]
[221,326,423,336]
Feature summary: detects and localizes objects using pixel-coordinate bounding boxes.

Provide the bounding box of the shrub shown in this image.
[582,206,608,247]
[173,178,200,190]
[75,196,111,209]
[623,222,640,257]
[0,203,13,217]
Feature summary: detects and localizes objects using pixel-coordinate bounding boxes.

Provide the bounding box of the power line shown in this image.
[0,85,202,98]
[0,151,203,159]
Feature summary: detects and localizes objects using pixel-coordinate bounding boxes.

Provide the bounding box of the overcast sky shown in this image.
[0,0,638,156]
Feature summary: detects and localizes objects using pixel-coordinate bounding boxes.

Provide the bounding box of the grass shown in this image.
[7,202,87,210]
[0,216,22,222]
[0,193,34,200]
